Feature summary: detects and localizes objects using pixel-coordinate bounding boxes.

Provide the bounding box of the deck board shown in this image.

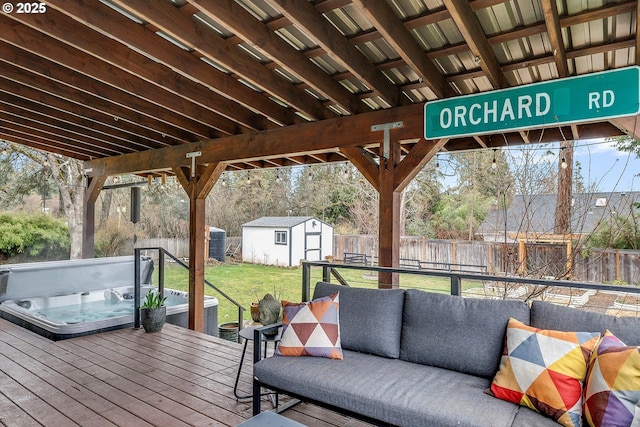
[0,318,373,426]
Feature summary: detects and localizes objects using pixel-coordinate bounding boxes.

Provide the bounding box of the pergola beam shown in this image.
[442,0,507,89]
[84,103,426,176]
[110,0,332,122]
[541,0,569,77]
[44,0,297,127]
[269,0,400,107]
[185,0,362,115]
[351,0,452,98]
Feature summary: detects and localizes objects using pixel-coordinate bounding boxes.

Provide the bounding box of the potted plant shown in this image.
[140,290,167,333]
[249,289,262,323]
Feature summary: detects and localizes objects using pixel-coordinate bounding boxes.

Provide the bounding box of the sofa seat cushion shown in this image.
[312,282,405,358]
[511,406,565,427]
[531,301,640,346]
[400,290,531,378]
[255,350,531,427]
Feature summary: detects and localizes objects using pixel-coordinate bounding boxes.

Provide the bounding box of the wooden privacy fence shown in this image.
[333,235,640,286]
[137,238,189,258]
[137,236,242,260]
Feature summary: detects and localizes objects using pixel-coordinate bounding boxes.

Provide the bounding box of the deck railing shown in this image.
[133,247,245,331]
[301,261,640,314]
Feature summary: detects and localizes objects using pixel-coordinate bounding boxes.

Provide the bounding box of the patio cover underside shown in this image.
[2,0,640,331]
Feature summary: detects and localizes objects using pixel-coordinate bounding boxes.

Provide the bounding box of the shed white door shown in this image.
[305,233,321,261]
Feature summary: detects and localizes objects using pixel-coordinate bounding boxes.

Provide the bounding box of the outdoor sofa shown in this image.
[252,281,640,427]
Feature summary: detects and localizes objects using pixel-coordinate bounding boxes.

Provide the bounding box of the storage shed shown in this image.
[242,217,333,267]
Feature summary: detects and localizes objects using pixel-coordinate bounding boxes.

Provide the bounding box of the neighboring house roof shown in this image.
[242,216,317,228]
[478,192,640,239]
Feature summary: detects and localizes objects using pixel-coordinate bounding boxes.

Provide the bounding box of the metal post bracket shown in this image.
[186,151,202,178]
[371,121,403,160]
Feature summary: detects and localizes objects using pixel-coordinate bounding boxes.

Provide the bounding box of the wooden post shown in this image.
[188,194,206,332]
[487,242,493,273]
[341,136,447,289]
[174,162,226,333]
[82,175,106,258]
[451,240,457,269]
[565,238,572,278]
[378,165,401,288]
[518,239,526,275]
[204,225,210,261]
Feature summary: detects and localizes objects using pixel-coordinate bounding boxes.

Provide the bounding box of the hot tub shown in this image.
[0,256,218,340]
[0,285,218,340]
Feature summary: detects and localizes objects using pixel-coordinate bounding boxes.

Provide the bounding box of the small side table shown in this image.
[233,325,281,400]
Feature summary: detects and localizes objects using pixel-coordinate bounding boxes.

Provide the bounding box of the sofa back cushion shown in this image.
[312,282,405,358]
[400,290,530,378]
[530,300,640,346]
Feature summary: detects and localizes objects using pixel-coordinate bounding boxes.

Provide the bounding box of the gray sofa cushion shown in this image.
[312,282,404,358]
[254,350,523,427]
[511,406,562,427]
[530,300,640,346]
[400,290,530,378]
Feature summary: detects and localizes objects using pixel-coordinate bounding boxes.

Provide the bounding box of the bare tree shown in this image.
[5,143,85,259]
[554,141,573,234]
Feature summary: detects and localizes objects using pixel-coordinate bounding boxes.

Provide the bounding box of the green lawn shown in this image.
[153,262,480,325]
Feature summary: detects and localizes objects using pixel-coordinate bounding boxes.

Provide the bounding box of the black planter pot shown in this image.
[140,306,166,333]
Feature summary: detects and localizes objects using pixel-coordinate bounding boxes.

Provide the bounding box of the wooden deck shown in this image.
[0,318,371,427]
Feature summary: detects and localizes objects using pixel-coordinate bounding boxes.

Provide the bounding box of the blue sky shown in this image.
[572,139,639,192]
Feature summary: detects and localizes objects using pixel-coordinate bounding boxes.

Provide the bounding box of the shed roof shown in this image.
[242,216,321,228]
[478,191,640,237]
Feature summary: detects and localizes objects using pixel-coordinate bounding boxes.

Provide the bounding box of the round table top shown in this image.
[239,325,281,341]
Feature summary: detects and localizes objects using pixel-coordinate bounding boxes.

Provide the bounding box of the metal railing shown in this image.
[134,247,245,331]
[301,261,640,306]
[343,252,488,273]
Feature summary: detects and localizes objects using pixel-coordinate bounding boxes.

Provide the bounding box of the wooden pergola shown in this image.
[2,0,640,332]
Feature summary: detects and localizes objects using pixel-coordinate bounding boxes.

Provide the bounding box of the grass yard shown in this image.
[152,261,478,325]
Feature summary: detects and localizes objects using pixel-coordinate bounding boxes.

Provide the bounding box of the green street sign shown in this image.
[424,66,640,139]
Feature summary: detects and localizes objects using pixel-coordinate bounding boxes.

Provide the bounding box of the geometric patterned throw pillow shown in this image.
[274,292,342,360]
[583,331,640,427]
[489,318,600,427]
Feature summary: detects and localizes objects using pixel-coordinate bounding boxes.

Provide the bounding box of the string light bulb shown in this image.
[561,157,568,169]
[246,171,251,184]
[560,146,568,169]
[276,170,282,183]
[491,149,497,169]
